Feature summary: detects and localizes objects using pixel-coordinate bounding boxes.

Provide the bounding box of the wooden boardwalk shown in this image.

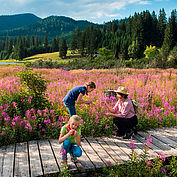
[0,127,177,177]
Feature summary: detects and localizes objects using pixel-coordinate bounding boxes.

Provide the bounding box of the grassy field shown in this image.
[0,50,81,64]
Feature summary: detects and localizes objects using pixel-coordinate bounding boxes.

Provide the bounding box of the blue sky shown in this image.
[0,0,176,24]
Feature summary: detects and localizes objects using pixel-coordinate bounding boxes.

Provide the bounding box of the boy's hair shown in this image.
[85,81,96,95]
[86,81,96,89]
[67,115,82,128]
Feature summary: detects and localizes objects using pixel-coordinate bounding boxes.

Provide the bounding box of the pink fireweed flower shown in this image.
[31,116,35,119]
[37,110,42,116]
[1,131,6,136]
[105,125,108,129]
[161,167,167,174]
[11,121,16,126]
[95,119,99,123]
[30,108,35,114]
[158,152,166,161]
[169,98,172,102]
[42,128,46,132]
[95,113,99,119]
[129,138,135,149]
[4,116,10,122]
[28,96,32,103]
[12,102,17,108]
[91,129,95,133]
[4,104,9,109]
[43,109,48,113]
[21,99,25,103]
[145,136,152,147]
[25,110,31,119]
[106,161,112,166]
[44,119,51,124]
[80,119,84,124]
[147,160,151,167]
[0,105,3,110]
[50,110,54,114]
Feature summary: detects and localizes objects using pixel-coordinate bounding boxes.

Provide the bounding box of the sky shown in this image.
[0,0,176,24]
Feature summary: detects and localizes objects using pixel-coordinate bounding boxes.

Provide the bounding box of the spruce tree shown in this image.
[59,38,67,58]
[157,8,167,47]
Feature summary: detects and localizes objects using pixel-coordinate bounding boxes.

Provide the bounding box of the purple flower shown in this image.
[129,141,135,149]
[50,110,54,114]
[1,131,6,136]
[37,110,42,116]
[106,161,112,166]
[11,121,16,126]
[161,166,167,174]
[147,160,151,167]
[30,108,35,114]
[158,152,166,161]
[12,102,17,108]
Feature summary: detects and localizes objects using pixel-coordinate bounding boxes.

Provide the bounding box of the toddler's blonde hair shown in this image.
[66,115,82,128]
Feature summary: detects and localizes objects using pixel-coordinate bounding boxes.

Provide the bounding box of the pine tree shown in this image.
[59,38,67,58]
[14,36,25,60]
[162,19,174,54]
[43,34,48,51]
[51,37,59,52]
[157,8,167,47]
[170,9,177,44]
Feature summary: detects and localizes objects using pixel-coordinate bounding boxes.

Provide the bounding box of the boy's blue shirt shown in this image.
[63,86,86,105]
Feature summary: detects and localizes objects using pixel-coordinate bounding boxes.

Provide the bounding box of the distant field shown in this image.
[0,51,80,64]
[24,51,79,62]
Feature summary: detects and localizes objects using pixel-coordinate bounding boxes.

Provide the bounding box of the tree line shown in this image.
[0,8,176,62]
[71,9,177,60]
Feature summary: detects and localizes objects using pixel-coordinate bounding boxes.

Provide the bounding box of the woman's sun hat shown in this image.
[114,86,129,95]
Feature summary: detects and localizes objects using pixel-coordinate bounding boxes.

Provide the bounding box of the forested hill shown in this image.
[0,13,41,31]
[0,15,96,40]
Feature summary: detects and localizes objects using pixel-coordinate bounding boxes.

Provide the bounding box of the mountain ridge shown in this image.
[0,13,98,40]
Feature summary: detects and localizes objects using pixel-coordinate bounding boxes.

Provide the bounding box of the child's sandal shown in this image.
[61,160,68,169]
[71,156,77,163]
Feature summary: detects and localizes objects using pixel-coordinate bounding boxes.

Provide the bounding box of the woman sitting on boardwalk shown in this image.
[102,86,138,139]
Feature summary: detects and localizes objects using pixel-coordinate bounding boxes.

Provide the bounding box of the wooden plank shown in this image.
[148,130,177,149]
[132,136,158,159]
[95,137,122,164]
[152,127,177,142]
[138,131,177,157]
[49,139,77,172]
[81,137,105,168]
[0,144,15,177]
[101,137,128,162]
[78,144,95,171]
[86,137,115,166]
[28,141,43,177]
[38,140,59,175]
[110,136,132,156]
[14,142,29,177]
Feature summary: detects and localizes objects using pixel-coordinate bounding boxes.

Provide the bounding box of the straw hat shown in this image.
[114,86,129,95]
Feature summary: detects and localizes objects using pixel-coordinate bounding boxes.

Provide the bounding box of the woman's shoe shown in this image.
[123,130,134,139]
[132,126,137,135]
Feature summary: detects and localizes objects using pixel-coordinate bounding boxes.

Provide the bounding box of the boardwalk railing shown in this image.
[0,127,177,177]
